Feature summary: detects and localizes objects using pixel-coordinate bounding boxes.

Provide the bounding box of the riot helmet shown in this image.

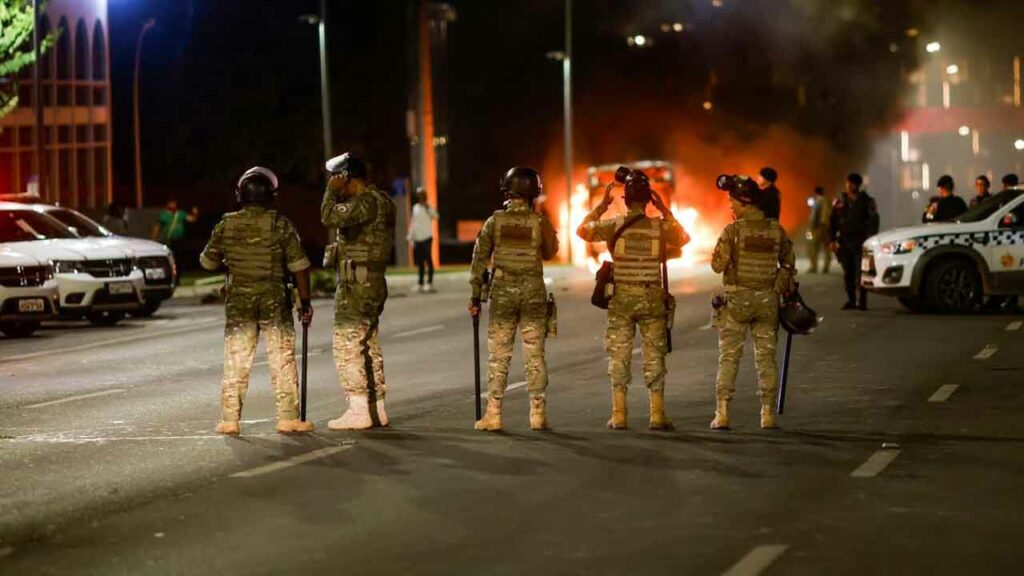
[325,152,368,180]
[236,166,279,206]
[624,170,652,205]
[500,167,542,200]
[780,290,819,335]
[716,174,762,205]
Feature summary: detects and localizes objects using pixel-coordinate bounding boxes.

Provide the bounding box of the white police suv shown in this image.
[861,188,1024,313]
[0,246,59,337]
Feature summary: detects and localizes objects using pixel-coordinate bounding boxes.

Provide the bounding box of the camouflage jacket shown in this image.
[470,199,558,299]
[199,206,311,285]
[712,212,796,293]
[321,184,397,266]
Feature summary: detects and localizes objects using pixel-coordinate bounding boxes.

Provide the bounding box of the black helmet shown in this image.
[500,167,542,200]
[325,152,367,179]
[624,170,652,205]
[717,174,762,205]
[780,290,819,335]
[236,166,279,205]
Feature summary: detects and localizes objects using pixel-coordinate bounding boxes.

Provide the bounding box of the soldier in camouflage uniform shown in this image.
[577,171,689,430]
[469,167,558,431]
[321,153,397,430]
[200,167,314,435]
[710,175,796,430]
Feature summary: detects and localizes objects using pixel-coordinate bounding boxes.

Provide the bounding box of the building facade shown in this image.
[0,0,112,208]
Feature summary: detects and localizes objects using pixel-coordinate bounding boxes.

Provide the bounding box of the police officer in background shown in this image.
[200,167,314,435]
[577,170,689,430]
[469,167,558,431]
[1000,173,1019,192]
[321,153,397,430]
[710,175,796,430]
[829,173,879,311]
[758,167,781,220]
[806,186,832,274]
[970,175,992,208]
[923,175,968,223]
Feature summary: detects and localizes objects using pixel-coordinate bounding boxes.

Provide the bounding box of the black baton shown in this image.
[301,321,309,421]
[776,330,793,414]
[473,314,482,420]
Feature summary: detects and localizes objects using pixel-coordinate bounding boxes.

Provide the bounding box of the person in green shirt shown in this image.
[151,199,199,258]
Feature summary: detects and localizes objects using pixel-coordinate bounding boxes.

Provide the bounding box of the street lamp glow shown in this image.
[1015,139,1024,150]
[672,22,684,32]
[702,100,713,111]
[633,34,647,46]
[958,125,971,137]
[946,64,959,75]
[926,41,941,53]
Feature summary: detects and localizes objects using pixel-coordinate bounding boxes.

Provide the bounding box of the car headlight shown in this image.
[879,239,918,255]
[50,259,85,274]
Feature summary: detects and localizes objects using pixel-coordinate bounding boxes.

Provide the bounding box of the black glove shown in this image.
[300,299,313,325]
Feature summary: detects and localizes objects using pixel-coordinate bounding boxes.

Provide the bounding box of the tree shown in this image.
[0,0,55,119]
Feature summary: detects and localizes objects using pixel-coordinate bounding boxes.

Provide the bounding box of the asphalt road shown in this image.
[1,266,1022,575]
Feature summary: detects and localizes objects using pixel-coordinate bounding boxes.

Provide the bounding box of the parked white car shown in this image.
[0,202,145,325]
[861,188,1024,313]
[27,204,177,316]
[0,246,59,337]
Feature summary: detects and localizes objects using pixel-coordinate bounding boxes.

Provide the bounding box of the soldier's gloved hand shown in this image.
[300,299,313,325]
[468,298,481,318]
[650,191,670,216]
[327,174,348,195]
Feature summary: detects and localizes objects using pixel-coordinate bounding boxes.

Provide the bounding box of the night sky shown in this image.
[107,0,1024,236]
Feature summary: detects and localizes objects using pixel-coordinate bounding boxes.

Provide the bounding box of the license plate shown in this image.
[861,256,873,272]
[108,282,135,295]
[145,267,167,280]
[18,298,45,313]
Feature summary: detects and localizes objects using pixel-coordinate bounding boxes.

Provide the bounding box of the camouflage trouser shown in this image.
[333,274,388,399]
[487,273,548,399]
[605,284,667,392]
[714,287,779,401]
[220,287,299,422]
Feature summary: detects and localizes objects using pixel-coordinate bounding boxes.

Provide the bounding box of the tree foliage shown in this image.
[0,0,55,119]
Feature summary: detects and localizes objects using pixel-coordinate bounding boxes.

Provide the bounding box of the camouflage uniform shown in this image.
[470,199,558,423]
[322,184,396,426]
[578,204,687,428]
[711,211,796,428]
[200,206,312,425]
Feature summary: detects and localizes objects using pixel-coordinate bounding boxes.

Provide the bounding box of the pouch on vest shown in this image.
[710,293,727,329]
[591,261,614,309]
[323,242,338,269]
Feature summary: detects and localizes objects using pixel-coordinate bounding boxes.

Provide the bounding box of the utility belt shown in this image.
[338,259,386,283]
[479,267,557,338]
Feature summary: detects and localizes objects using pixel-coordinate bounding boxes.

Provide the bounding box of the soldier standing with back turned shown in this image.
[710,175,796,430]
[321,153,397,430]
[469,167,559,431]
[577,170,689,430]
[200,167,314,436]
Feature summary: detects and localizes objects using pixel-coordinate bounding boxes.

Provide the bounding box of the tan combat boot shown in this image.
[709,400,730,430]
[475,396,503,431]
[760,401,777,429]
[648,389,674,430]
[372,397,390,427]
[277,419,314,434]
[216,421,240,435]
[529,396,548,430]
[607,388,628,430]
[328,395,374,430]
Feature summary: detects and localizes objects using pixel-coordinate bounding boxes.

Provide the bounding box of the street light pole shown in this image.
[32,0,45,199]
[318,0,333,160]
[562,0,574,264]
[132,18,156,208]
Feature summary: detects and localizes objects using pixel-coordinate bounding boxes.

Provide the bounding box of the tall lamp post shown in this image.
[547,0,574,263]
[133,18,156,208]
[31,0,45,199]
[300,0,333,162]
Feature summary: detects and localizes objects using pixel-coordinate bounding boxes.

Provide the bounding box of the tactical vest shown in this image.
[728,218,782,290]
[492,211,543,274]
[219,208,285,282]
[612,217,662,284]
[338,187,396,266]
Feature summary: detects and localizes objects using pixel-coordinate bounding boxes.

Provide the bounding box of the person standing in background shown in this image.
[102,202,129,236]
[970,175,992,208]
[806,186,831,274]
[757,167,781,220]
[152,198,199,263]
[830,173,879,311]
[1000,173,1019,192]
[408,187,439,293]
[923,175,967,223]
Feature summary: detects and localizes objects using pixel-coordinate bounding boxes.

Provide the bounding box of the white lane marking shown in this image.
[9,434,282,444]
[1,319,223,364]
[927,384,960,403]
[721,544,790,576]
[392,324,445,339]
[25,388,126,409]
[632,347,642,356]
[230,444,354,478]
[851,449,901,478]
[699,322,713,331]
[974,344,998,360]
[1007,321,1022,332]
[476,380,527,399]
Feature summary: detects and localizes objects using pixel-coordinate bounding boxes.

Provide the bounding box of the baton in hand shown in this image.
[776,330,793,414]
[473,314,482,420]
[301,320,309,421]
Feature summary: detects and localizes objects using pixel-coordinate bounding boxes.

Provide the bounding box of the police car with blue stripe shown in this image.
[861,188,1024,313]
